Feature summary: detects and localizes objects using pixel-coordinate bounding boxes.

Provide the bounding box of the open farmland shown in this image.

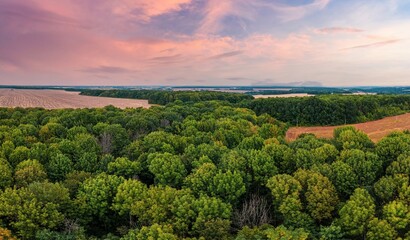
[0,89,151,109]
[286,112,410,142]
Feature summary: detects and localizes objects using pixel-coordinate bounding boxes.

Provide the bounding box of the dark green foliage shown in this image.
[246,95,410,126]
[81,89,254,105]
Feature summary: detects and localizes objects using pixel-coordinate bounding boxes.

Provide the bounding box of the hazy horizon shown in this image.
[1,0,410,86]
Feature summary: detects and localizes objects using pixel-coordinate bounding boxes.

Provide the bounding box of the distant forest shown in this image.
[81,89,410,126]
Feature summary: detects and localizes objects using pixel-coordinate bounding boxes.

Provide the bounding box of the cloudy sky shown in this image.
[0,0,409,86]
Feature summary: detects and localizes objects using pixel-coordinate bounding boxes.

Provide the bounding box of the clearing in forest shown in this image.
[286,113,410,142]
[0,89,151,109]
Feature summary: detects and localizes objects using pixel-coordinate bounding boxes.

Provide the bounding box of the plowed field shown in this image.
[286,113,410,142]
[0,89,151,109]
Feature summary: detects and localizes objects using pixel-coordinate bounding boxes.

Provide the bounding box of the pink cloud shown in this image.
[343,39,402,50]
[316,27,364,34]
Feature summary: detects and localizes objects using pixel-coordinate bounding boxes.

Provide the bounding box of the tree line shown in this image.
[80,90,254,105]
[0,101,408,239]
[244,94,410,126]
[80,90,410,126]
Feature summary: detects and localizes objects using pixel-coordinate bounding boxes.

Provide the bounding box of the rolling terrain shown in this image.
[287,112,410,142]
[0,89,151,109]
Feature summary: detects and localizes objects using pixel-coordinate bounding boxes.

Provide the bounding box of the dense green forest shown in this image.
[80,90,410,126]
[245,95,410,126]
[0,100,409,240]
[80,90,254,105]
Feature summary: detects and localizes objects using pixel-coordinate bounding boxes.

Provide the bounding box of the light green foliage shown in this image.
[209,170,246,203]
[294,170,339,221]
[0,187,65,238]
[334,126,374,150]
[8,146,30,167]
[112,179,147,215]
[108,157,141,178]
[312,144,339,164]
[266,174,302,206]
[14,159,47,187]
[338,188,376,236]
[258,123,283,139]
[148,153,187,187]
[27,181,71,212]
[247,149,278,184]
[374,175,408,203]
[1,140,15,159]
[366,218,397,240]
[122,224,178,240]
[184,163,217,195]
[47,153,73,181]
[339,149,382,186]
[387,155,410,175]
[383,200,410,231]
[76,173,124,222]
[264,225,309,240]
[0,158,12,189]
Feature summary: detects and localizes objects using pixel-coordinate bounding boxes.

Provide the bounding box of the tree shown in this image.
[383,200,410,231]
[0,158,12,189]
[334,126,373,151]
[122,224,178,240]
[264,225,309,240]
[112,179,147,216]
[0,187,64,238]
[266,174,302,207]
[47,153,73,181]
[209,170,246,203]
[339,149,382,186]
[148,153,187,187]
[107,157,141,179]
[14,159,47,187]
[247,149,278,184]
[76,173,124,225]
[8,146,30,167]
[184,163,217,195]
[294,170,339,221]
[366,218,397,240]
[330,161,358,198]
[338,188,375,237]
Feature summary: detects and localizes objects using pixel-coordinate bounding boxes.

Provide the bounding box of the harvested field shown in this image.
[0,89,151,109]
[286,113,410,142]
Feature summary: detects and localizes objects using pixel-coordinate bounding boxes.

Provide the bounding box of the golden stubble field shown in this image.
[0,89,151,109]
[286,113,410,142]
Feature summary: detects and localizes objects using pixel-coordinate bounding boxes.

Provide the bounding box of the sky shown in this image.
[1,0,410,86]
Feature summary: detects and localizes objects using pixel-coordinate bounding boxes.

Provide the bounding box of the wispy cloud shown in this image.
[344,39,402,50]
[208,50,243,60]
[80,65,136,74]
[316,27,364,34]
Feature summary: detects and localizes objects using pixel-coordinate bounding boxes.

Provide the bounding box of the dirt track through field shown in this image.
[0,89,151,109]
[286,113,410,142]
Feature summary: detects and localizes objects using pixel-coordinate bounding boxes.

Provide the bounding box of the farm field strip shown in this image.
[286,113,410,142]
[0,89,151,109]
